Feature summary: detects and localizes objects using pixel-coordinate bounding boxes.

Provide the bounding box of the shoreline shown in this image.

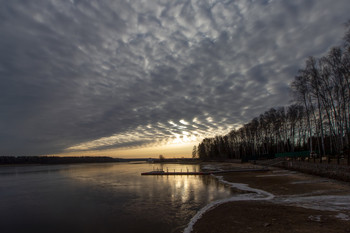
[184,164,350,233]
[183,174,275,233]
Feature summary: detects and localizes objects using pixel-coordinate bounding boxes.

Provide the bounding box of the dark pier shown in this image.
[141,168,269,176]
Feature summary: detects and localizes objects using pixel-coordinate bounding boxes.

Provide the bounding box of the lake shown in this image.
[0,162,234,233]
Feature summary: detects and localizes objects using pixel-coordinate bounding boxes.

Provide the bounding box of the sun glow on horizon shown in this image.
[61,116,232,159]
[55,141,197,159]
[58,129,204,159]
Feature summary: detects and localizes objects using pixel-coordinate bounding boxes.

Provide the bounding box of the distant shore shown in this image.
[0,156,201,165]
[188,163,350,233]
[0,156,125,165]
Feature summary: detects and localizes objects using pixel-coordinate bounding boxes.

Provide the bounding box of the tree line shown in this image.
[196,23,350,165]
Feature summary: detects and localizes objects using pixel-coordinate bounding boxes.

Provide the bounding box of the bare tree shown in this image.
[192,145,197,158]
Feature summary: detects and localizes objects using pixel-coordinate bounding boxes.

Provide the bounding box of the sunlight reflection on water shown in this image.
[0,163,234,233]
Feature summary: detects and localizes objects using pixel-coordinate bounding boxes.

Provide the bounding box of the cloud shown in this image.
[1,0,349,155]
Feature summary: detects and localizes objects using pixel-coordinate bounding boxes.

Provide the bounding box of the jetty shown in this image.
[141,168,269,176]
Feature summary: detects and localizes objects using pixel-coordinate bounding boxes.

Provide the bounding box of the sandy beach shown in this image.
[187,163,350,233]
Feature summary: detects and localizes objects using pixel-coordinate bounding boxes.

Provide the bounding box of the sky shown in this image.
[1,0,350,158]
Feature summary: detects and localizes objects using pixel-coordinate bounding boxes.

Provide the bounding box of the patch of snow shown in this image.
[201,165,218,171]
[308,215,321,222]
[256,170,297,177]
[214,175,274,200]
[273,195,350,212]
[335,213,350,221]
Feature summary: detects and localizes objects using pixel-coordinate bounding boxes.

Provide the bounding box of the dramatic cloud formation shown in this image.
[1,0,349,156]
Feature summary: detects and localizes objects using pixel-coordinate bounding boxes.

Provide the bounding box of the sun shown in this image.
[170,132,198,145]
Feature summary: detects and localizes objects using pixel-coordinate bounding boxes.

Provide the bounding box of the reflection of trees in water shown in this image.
[199,175,237,195]
[124,171,232,233]
[200,174,221,186]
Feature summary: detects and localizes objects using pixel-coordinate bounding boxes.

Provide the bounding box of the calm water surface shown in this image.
[0,163,234,233]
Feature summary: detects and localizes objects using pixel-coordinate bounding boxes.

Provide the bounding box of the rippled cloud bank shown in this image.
[1,0,349,155]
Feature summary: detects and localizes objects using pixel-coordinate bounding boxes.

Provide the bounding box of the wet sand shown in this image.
[192,201,350,233]
[189,164,350,233]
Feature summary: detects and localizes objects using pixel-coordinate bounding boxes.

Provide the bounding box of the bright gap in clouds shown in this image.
[64,118,230,158]
[61,142,198,159]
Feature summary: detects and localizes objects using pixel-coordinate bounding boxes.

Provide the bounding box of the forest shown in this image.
[197,24,350,165]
